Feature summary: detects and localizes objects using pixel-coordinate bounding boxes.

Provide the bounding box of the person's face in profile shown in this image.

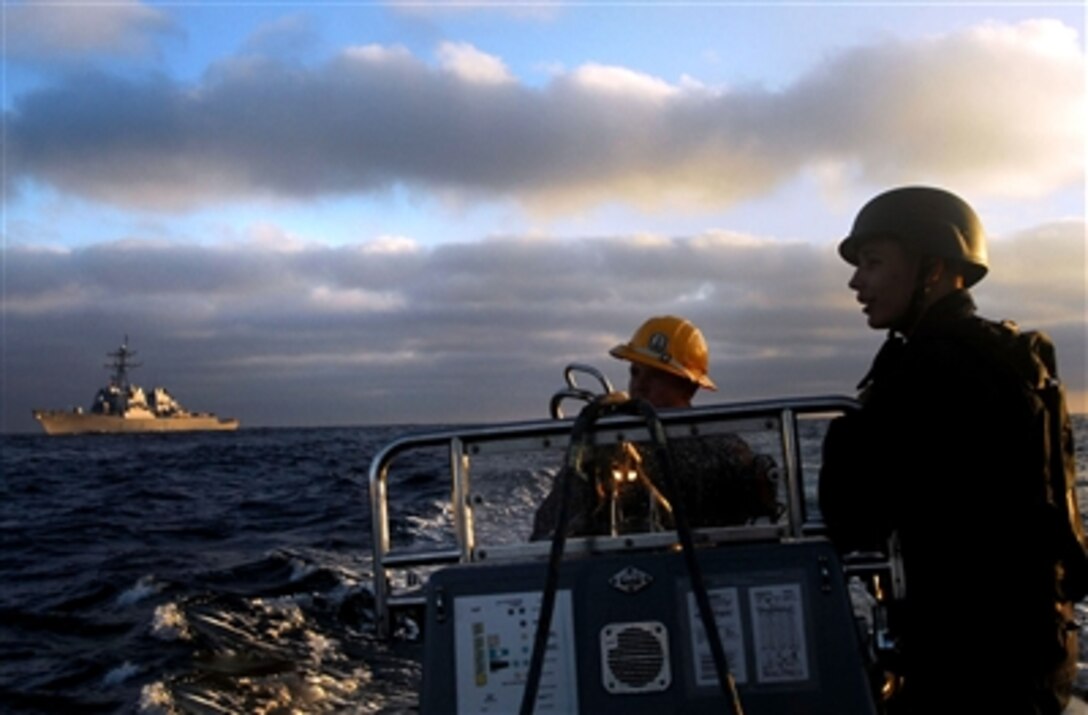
[627,362,695,408]
[848,237,921,330]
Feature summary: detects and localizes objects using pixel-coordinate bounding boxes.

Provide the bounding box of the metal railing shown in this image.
[367,395,860,637]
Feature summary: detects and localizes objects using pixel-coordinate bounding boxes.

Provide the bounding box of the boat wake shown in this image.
[141,550,422,714]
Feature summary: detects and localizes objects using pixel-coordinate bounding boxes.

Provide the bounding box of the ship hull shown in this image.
[33,411,240,435]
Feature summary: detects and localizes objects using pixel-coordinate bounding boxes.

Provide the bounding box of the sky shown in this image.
[1,0,1085,434]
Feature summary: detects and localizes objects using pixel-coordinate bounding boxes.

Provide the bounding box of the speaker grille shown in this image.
[600,621,671,694]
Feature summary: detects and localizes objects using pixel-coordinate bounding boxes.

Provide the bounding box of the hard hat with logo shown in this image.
[838,186,989,287]
[609,315,717,391]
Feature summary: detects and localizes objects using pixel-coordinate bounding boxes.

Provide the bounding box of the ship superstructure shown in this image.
[32,336,239,435]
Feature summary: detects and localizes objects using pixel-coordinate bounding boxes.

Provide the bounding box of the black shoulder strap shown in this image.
[1016,327,1088,600]
[944,318,1088,601]
[1011,330,1075,514]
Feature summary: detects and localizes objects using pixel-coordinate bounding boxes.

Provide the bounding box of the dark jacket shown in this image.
[819,290,1076,714]
[531,432,781,541]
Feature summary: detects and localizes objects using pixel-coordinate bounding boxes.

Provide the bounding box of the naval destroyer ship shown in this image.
[32,337,240,435]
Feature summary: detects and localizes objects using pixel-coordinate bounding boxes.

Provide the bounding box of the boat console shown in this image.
[367,374,896,714]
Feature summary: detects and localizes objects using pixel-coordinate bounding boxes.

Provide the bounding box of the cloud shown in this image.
[5,0,178,62]
[982,220,1088,327]
[783,18,1084,197]
[566,63,678,102]
[6,19,1083,213]
[436,42,514,85]
[3,220,1083,432]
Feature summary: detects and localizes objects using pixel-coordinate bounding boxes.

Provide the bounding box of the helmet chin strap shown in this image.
[890,258,938,336]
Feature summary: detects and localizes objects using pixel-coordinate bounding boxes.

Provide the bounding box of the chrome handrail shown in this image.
[549,362,616,419]
[367,393,860,638]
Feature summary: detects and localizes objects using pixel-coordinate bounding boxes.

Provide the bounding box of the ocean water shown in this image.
[2,416,1087,714]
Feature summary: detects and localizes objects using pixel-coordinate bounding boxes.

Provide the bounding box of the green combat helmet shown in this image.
[838,186,989,287]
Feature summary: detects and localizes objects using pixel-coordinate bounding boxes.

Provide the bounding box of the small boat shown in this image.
[32,336,239,435]
[367,364,891,714]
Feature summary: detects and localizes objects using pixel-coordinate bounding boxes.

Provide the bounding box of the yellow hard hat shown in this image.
[609,315,717,391]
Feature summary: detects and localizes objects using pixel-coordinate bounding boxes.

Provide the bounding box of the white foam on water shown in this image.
[117,574,162,606]
[138,681,175,714]
[151,601,191,641]
[103,660,140,686]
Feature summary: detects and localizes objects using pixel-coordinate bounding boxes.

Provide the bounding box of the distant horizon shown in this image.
[9,411,1088,438]
[8,375,1088,437]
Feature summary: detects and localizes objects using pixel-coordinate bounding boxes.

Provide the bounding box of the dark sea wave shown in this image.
[1,427,425,714]
[2,417,1087,714]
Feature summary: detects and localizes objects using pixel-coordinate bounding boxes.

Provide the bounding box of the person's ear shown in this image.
[924,258,944,289]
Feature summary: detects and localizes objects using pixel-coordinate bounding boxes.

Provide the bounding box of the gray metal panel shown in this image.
[420,538,878,715]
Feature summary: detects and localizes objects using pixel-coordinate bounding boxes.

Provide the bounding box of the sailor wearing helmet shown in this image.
[819,186,1081,714]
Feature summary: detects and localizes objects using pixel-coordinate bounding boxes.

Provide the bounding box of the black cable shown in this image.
[520,395,744,715]
[631,398,744,715]
[519,398,603,715]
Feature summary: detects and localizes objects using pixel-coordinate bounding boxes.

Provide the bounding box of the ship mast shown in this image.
[105,335,142,391]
